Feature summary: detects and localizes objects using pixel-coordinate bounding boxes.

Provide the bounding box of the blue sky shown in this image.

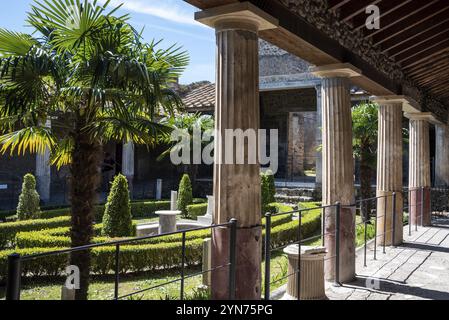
[0,0,216,84]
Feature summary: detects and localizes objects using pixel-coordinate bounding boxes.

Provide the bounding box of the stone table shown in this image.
[155,210,181,234]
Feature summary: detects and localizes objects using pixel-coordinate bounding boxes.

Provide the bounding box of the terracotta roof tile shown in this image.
[182,83,215,111]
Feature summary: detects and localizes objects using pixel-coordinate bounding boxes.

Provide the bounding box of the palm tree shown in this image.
[0,0,188,299]
[352,102,378,221]
[159,113,214,184]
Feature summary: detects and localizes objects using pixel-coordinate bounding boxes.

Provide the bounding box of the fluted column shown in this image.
[312,63,360,283]
[407,113,431,227]
[372,97,404,246]
[196,3,278,300]
[122,141,134,197]
[315,84,322,186]
[36,119,51,203]
[435,124,449,187]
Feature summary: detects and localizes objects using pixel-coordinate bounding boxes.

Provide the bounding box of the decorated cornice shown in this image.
[276,0,448,121]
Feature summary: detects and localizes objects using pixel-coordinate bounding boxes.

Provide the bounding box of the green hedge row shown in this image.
[186,203,207,219]
[0,200,173,222]
[0,239,205,281]
[0,216,71,249]
[15,213,293,250]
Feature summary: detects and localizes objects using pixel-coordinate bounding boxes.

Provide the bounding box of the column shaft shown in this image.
[321,77,355,283]
[435,124,449,187]
[212,24,261,300]
[36,120,51,202]
[409,119,431,226]
[122,141,135,196]
[376,103,403,246]
[315,85,322,186]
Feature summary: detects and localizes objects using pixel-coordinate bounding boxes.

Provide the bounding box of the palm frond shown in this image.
[0,126,56,155]
[0,29,38,57]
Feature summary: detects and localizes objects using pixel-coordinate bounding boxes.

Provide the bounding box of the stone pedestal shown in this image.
[170,191,178,210]
[156,179,162,200]
[371,97,405,246]
[195,2,278,300]
[435,124,449,187]
[312,63,360,283]
[198,195,213,226]
[61,286,75,300]
[407,114,431,227]
[155,210,181,234]
[202,238,212,287]
[283,245,327,300]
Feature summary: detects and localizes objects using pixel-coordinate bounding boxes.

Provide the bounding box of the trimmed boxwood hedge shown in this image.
[0,200,172,222]
[186,203,207,219]
[0,216,71,249]
[0,203,322,282]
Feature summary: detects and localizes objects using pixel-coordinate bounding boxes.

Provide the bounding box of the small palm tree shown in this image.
[159,113,214,183]
[0,0,188,299]
[352,102,378,221]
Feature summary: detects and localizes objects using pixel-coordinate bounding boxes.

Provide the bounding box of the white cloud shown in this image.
[98,0,204,27]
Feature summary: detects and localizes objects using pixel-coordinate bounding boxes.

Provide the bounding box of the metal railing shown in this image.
[353,194,396,267]
[5,219,238,301]
[263,202,341,300]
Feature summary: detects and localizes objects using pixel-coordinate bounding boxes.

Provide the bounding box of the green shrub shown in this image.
[261,171,276,214]
[0,239,205,282]
[16,173,41,220]
[102,174,133,237]
[186,203,207,220]
[177,174,193,218]
[266,170,276,203]
[0,216,71,249]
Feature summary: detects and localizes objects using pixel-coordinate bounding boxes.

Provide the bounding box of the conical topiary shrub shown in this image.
[177,174,193,218]
[102,174,133,237]
[265,170,276,204]
[17,173,41,220]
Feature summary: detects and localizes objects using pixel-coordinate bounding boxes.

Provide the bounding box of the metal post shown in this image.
[321,207,325,247]
[334,202,341,286]
[383,196,387,254]
[264,213,271,300]
[297,210,302,300]
[6,253,21,300]
[392,192,397,247]
[228,219,237,300]
[373,205,377,261]
[364,219,368,267]
[420,186,424,227]
[180,232,186,300]
[114,244,120,300]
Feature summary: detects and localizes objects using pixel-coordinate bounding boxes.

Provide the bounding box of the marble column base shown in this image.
[409,187,431,227]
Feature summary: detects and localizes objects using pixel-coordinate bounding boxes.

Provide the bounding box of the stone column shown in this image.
[196,3,278,300]
[311,63,360,283]
[407,113,432,227]
[435,124,449,187]
[315,84,322,186]
[36,119,51,203]
[122,141,134,197]
[287,113,305,178]
[371,96,404,246]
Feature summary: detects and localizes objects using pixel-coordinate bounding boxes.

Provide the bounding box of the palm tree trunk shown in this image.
[69,128,101,300]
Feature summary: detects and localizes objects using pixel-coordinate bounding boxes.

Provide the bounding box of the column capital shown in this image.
[405,112,443,125]
[310,63,361,78]
[370,95,420,113]
[195,2,278,32]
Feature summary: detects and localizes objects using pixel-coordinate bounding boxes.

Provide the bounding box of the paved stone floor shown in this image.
[326,215,449,300]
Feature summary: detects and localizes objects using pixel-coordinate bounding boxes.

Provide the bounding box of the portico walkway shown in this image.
[326,216,449,300]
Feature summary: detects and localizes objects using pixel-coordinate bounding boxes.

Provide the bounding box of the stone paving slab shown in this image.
[326,218,449,300]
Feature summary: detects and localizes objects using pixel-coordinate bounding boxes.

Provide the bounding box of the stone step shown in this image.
[275,194,314,205]
[275,188,315,197]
